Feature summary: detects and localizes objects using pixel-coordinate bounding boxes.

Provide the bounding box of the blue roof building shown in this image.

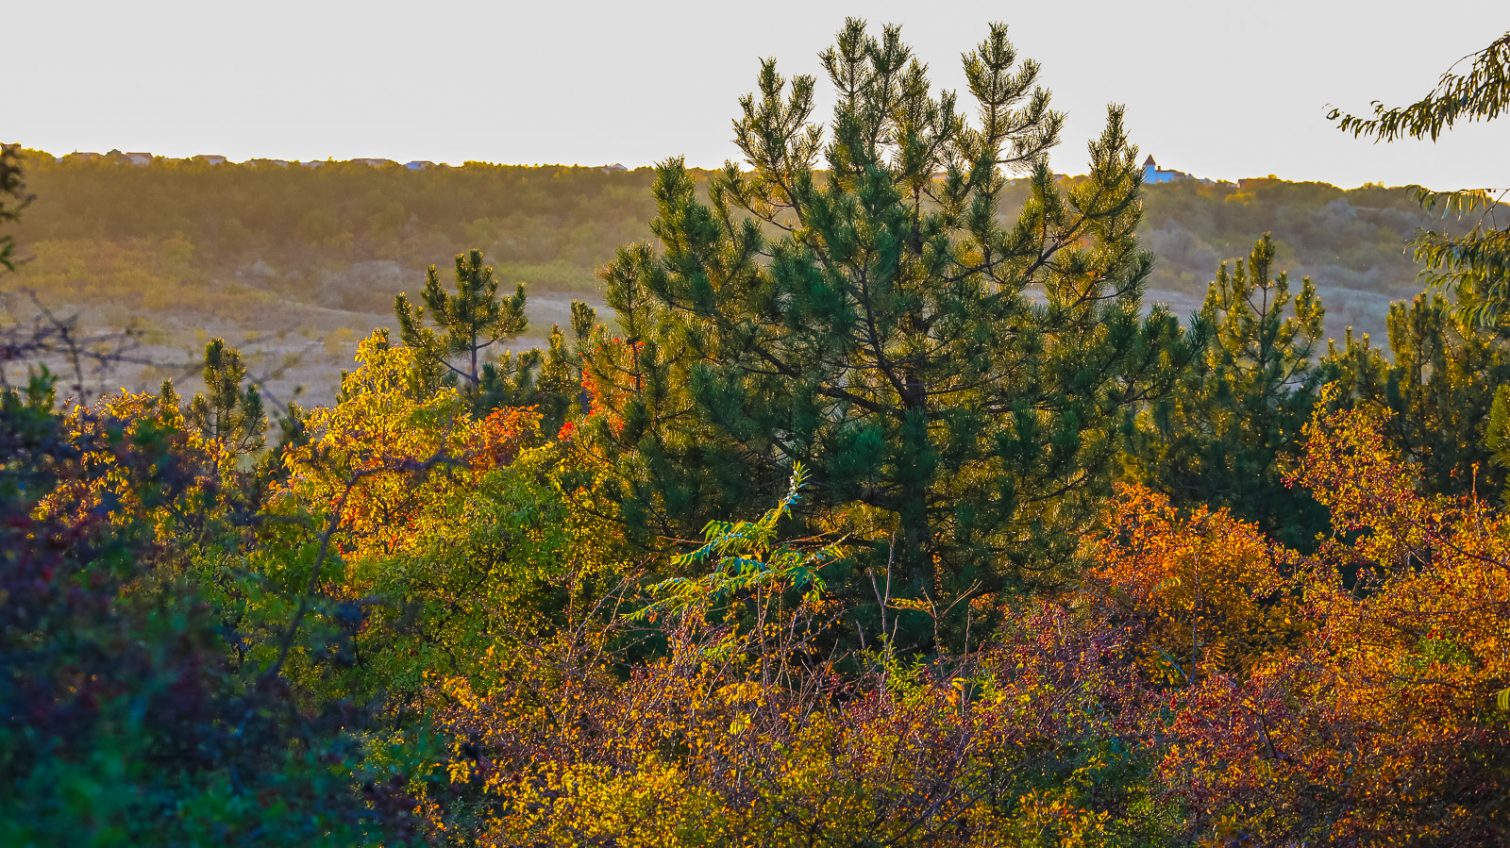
[1142,155,1187,184]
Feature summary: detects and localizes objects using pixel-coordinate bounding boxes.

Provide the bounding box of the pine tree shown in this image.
[1125,234,1328,547]
[185,338,267,457]
[528,300,596,433]
[1331,294,1510,496]
[0,143,27,274]
[581,19,1193,603]
[394,248,530,408]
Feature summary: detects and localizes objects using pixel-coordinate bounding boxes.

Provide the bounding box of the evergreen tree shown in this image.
[475,300,599,431]
[582,19,1193,603]
[1331,294,1510,496]
[1126,234,1328,547]
[527,300,596,433]
[185,338,267,457]
[394,248,530,409]
[0,143,27,274]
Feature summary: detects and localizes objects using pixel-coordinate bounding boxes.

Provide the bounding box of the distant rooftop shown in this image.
[1142,154,1196,185]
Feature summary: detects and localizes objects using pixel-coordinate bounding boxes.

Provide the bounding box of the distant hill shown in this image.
[1138,176,1453,337]
[7,152,1454,401]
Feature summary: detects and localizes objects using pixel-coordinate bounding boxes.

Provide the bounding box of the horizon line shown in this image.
[13,144,1442,193]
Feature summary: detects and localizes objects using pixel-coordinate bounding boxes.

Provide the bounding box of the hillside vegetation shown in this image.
[10,151,1448,400]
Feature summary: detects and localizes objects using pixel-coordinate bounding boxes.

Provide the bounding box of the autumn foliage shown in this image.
[12,277,1510,847]
[404,402,1510,845]
[1090,401,1510,845]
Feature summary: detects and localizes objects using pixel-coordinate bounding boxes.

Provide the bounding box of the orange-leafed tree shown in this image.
[1089,484,1300,685]
[1105,396,1510,845]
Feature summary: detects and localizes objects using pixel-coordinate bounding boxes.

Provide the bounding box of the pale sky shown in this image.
[10,1,1507,189]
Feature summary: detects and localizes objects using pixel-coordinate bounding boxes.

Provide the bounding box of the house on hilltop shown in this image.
[1142,155,1190,185]
[123,151,153,166]
[404,160,436,171]
[192,154,228,165]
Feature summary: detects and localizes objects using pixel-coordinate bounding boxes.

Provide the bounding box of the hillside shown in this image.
[8,152,1449,400]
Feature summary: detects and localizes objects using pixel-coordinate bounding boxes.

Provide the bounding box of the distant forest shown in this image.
[10,153,1451,399]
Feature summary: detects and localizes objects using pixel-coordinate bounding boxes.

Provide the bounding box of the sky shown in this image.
[10,1,1507,189]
